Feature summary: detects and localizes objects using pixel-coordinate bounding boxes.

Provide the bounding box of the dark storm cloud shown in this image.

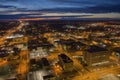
[49,0,120,5]
[0,0,120,19]
[84,4,120,13]
[0,5,16,8]
[49,0,94,5]
[0,0,120,12]
[39,4,120,13]
[2,0,18,1]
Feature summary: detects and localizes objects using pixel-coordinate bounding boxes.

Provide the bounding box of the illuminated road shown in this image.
[0,21,119,80]
[73,65,120,80]
[0,21,23,45]
[0,21,24,69]
[0,60,7,66]
[45,33,120,80]
[16,50,29,79]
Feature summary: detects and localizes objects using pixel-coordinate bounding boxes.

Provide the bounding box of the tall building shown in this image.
[58,54,73,72]
[83,45,111,66]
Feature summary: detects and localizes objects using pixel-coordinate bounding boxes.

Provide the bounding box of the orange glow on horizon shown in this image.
[18,17,61,21]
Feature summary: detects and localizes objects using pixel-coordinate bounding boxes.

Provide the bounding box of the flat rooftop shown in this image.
[58,54,73,63]
[86,45,108,53]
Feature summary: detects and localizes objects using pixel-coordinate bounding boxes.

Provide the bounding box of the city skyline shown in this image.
[0,0,120,19]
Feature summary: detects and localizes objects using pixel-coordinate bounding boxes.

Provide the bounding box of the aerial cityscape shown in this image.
[0,0,120,80]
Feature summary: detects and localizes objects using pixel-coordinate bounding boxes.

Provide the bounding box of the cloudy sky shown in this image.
[0,0,120,19]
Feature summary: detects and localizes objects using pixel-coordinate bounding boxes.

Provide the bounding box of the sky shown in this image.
[0,0,120,19]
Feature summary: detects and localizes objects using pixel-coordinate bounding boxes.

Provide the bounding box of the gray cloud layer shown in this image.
[0,0,120,19]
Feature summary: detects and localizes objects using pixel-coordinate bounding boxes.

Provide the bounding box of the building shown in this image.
[57,39,74,52]
[99,74,120,80]
[41,58,50,70]
[56,39,86,52]
[113,47,120,62]
[0,64,10,75]
[15,43,28,50]
[58,54,73,72]
[43,75,56,80]
[83,45,111,66]
[0,49,9,58]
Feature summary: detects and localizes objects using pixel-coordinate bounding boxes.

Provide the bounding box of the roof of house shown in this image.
[86,45,107,53]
